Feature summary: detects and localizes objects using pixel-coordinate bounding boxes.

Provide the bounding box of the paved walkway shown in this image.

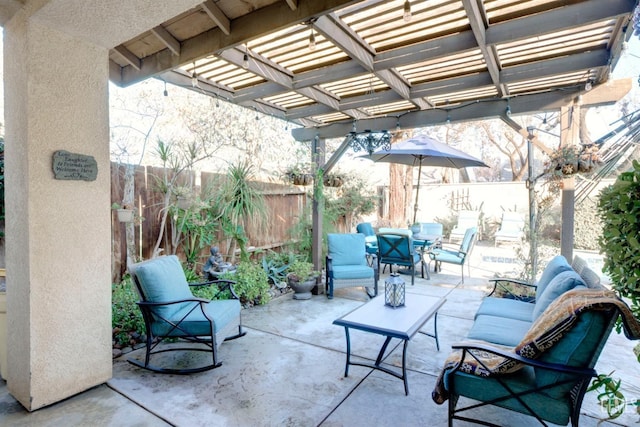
[1,243,638,426]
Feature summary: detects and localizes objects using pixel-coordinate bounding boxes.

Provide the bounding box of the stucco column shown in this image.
[3,10,112,410]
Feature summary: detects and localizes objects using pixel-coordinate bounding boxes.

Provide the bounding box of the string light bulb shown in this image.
[242,45,250,69]
[585,80,593,91]
[163,81,168,97]
[309,29,316,51]
[191,62,198,87]
[403,0,411,22]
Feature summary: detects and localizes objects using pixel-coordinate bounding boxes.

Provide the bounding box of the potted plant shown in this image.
[111,202,134,223]
[172,186,193,209]
[286,260,319,300]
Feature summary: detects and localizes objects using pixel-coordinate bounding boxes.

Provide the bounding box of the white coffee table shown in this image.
[333,294,446,395]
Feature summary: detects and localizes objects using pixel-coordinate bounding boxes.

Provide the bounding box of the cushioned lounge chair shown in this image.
[494,211,525,247]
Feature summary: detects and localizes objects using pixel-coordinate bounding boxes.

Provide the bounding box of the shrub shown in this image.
[598,160,640,319]
[221,260,270,306]
[112,277,145,348]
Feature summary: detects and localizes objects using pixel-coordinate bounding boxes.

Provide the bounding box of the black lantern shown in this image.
[385,272,405,308]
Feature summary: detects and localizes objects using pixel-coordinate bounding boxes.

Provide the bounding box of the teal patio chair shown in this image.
[128,255,246,374]
[429,227,477,283]
[326,233,378,299]
[356,222,378,257]
[376,230,424,285]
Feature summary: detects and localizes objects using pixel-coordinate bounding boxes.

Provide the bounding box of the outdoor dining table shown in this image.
[411,233,442,279]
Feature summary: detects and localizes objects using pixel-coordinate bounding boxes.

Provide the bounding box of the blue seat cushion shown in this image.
[533,271,586,320]
[467,315,532,347]
[535,256,572,298]
[328,233,367,266]
[135,255,193,318]
[151,299,241,337]
[430,248,463,265]
[475,297,535,322]
[331,265,374,280]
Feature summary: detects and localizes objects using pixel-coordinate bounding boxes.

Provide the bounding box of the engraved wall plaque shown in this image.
[52,150,98,181]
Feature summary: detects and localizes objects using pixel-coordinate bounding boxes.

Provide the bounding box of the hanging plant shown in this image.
[544,144,602,179]
[323,173,344,188]
[283,163,313,186]
[112,202,135,223]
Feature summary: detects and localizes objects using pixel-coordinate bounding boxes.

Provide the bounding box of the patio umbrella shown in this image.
[362,135,489,223]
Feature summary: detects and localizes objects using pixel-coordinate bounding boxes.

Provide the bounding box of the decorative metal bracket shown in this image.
[347,129,391,155]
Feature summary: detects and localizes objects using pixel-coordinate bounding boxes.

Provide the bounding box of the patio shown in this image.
[1,242,638,426]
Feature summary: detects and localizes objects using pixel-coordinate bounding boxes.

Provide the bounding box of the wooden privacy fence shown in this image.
[111,162,308,282]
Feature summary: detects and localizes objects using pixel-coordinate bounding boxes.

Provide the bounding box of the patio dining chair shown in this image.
[376,229,425,285]
[429,227,477,283]
[326,233,378,299]
[128,255,246,374]
[356,222,379,264]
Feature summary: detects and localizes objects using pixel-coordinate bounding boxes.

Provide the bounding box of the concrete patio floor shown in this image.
[1,242,638,426]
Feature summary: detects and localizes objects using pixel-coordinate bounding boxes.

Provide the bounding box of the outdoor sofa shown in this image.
[433,255,640,426]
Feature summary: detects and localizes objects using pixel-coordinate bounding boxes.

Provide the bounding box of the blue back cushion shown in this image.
[328,233,367,266]
[356,222,375,237]
[459,227,477,254]
[134,255,193,318]
[533,271,586,320]
[536,256,572,298]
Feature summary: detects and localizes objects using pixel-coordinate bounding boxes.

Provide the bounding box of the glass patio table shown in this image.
[333,294,446,395]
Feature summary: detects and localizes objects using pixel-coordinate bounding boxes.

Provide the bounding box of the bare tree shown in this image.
[477,122,528,181]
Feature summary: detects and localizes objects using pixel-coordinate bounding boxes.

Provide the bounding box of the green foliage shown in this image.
[324,173,378,230]
[215,160,267,262]
[261,250,297,288]
[171,195,219,267]
[598,160,640,320]
[221,261,270,305]
[587,372,636,421]
[111,277,145,347]
[286,259,318,282]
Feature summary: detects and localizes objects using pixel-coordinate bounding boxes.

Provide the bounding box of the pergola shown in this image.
[108,0,637,273]
[1,0,637,411]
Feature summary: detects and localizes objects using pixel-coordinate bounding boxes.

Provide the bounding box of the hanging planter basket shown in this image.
[116,208,134,223]
[290,173,313,186]
[323,175,344,188]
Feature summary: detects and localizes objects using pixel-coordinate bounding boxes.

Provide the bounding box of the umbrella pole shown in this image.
[413,163,422,224]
